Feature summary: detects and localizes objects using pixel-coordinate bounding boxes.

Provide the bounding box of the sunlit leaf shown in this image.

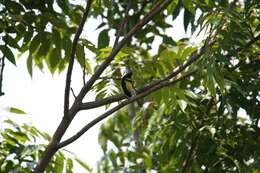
[76,44,85,67]
[75,157,92,172]
[182,0,195,14]
[8,107,27,115]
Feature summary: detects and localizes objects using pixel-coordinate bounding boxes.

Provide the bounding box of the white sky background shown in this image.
[2,8,249,171]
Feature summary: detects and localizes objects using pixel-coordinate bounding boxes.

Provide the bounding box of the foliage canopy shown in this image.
[0,0,259,172]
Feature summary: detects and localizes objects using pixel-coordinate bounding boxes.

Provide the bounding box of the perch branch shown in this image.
[58,69,197,149]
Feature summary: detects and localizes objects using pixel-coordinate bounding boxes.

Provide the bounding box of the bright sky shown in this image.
[0,10,200,172]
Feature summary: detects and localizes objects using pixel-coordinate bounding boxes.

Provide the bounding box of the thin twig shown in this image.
[70,88,76,99]
[0,50,5,96]
[0,16,7,96]
[83,63,86,85]
[64,0,94,118]
[113,0,132,48]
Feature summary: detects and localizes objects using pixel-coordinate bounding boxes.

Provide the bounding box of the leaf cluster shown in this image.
[97,0,260,172]
[0,119,92,173]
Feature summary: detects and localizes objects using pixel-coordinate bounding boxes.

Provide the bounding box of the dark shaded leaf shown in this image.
[0,45,16,65]
[98,29,109,49]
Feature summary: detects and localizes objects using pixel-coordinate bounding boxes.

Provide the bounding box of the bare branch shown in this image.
[83,63,86,85]
[64,0,94,118]
[0,46,6,96]
[70,88,76,99]
[34,1,94,172]
[79,94,125,110]
[74,0,173,105]
[58,69,196,149]
[113,0,132,48]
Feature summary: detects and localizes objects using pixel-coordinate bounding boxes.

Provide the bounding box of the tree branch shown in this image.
[34,1,173,172]
[34,1,94,172]
[74,0,173,105]
[58,69,197,149]
[64,0,94,118]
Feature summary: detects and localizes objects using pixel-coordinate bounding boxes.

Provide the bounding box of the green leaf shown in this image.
[76,44,85,67]
[1,133,18,146]
[85,60,93,74]
[8,107,27,114]
[181,46,197,59]
[206,63,216,96]
[162,35,177,46]
[53,29,62,49]
[97,47,112,60]
[37,33,51,59]
[4,1,24,14]
[98,29,109,49]
[27,54,33,76]
[66,158,73,173]
[182,0,195,14]
[21,31,33,51]
[167,0,178,14]
[214,65,225,94]
[54,153,64,173]
[80,38,97,53]
[183,9,193,32]
[177,100,187,112]
[143,152,152,169]
[0,45,16,65]
[29,34,41,54]
[63,38,72,59]
[98,134,107,152]
[3,35,20,49]
[75,157,92,172]
[160,49,177,69]
[48,48,61,73]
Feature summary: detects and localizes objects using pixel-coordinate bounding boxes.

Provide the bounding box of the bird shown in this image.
[121,70,135,98]
[121,69,142,106]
